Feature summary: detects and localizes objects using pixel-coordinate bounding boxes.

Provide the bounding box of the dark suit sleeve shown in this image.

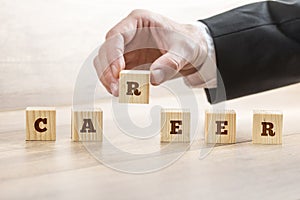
[200,0,300,104]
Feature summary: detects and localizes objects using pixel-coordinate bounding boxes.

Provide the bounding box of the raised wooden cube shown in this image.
[71,108,103,142]
[26,107,56,141]
[252,111,283,144]
[161,109,190,143]
[205,110,236,144]
[119,70,150,104]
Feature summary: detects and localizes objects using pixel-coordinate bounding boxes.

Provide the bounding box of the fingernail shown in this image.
[151,69,164,85]
[110,82,119,96]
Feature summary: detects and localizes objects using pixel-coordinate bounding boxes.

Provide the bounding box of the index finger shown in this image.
[100,14,139,78]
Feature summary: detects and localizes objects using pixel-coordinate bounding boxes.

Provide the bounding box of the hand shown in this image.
[94,9,208,96]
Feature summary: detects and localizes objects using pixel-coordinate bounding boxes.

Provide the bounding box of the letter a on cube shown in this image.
[252,111,283,144]
[26,107,56,141]
[119,70,150,104]
[71,108,103,142]
[161,109,190,143]
[205,110,236,144]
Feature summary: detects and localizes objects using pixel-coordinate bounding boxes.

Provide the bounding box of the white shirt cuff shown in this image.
[184,21,217,89]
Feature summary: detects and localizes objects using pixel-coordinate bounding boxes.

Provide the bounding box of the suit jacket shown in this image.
[201,0,300,103]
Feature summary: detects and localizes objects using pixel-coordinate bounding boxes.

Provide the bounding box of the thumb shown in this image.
[150,52,186,85]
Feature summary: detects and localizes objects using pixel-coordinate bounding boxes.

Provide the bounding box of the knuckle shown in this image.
[129,9,149,18]
[105,29,116,39]
[93,56,99,68]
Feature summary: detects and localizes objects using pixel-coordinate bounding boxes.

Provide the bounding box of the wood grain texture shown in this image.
[119,70,150,104]
[26,107,56,141]
[1,103,300,200]
[205,110,236,144]
[71,109,103,142]
[252,111,283,144]
[160,109,190,143]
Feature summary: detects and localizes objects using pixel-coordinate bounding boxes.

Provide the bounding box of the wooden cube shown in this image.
[71,108,103,142]
[160,109,190,143]
[119,70,150,104]
[205,110,236,144]
[252,111,283,144]
[26,107,56,141]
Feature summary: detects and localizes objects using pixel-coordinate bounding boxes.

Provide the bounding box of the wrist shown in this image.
[184,21,217,88]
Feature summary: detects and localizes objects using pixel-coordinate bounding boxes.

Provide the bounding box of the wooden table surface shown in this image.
[1,85,300,200]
